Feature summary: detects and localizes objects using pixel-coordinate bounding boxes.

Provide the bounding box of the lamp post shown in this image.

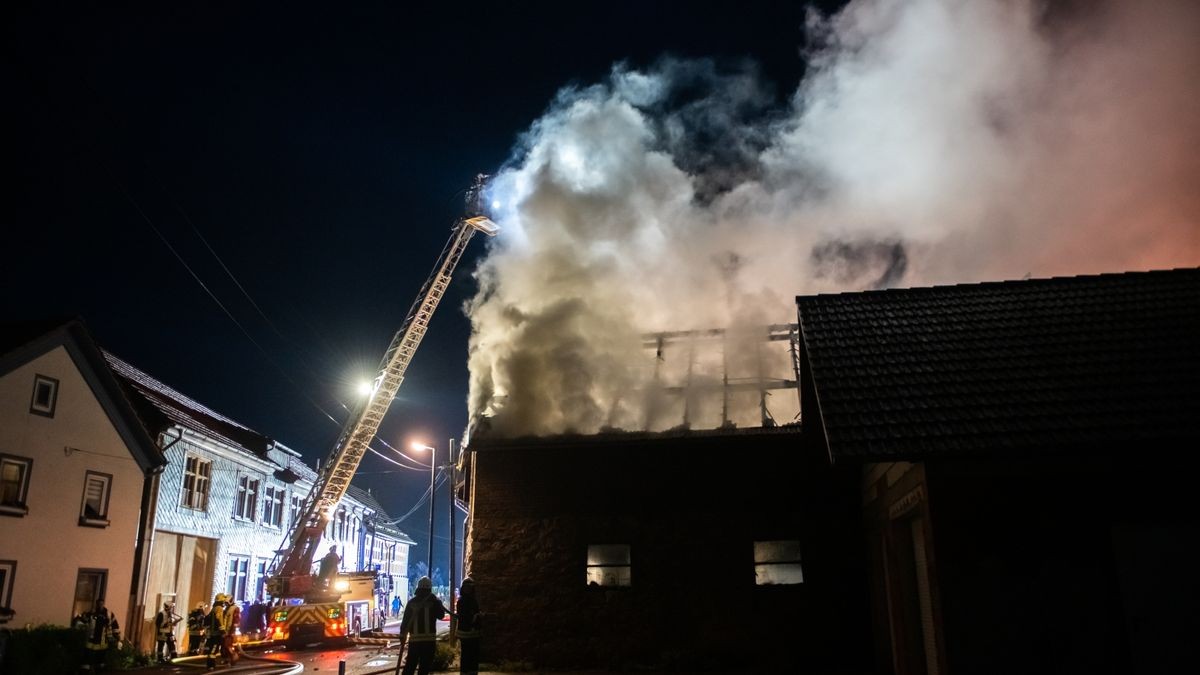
[411,442,436,577]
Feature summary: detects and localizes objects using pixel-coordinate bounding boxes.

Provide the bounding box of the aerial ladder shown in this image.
[265,175,498,645]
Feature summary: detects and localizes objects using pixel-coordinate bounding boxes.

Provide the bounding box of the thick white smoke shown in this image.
[467,0,1200,438]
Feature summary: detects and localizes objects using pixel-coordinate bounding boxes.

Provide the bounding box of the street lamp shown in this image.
[411,442,436,576]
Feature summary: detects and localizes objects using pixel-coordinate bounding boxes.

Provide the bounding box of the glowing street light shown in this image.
[411,442,436,575]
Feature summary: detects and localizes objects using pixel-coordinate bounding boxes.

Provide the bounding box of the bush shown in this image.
[434,639,456,671]
[1,625,152,674]
[3,624,84,674]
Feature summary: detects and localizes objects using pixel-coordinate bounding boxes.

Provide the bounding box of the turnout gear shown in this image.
[187,603,208,655]
[205,595,241,670]
[80,602,113,672]
[456,577,482,675]
[155,602,181,661]
[400,580,448,675]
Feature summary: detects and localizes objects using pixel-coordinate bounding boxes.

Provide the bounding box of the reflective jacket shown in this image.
[401,592,447,643]
[83,610,111,649]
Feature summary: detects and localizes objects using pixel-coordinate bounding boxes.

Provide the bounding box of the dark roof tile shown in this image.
[797,268,1200,459]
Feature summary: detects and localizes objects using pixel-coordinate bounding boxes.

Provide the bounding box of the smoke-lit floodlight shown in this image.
[333,578,350,592]
[491,199,501,210]
[356,381,373,397]
[411,441,434,452]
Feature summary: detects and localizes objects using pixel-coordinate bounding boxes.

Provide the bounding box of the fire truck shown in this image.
[265,176,498,647]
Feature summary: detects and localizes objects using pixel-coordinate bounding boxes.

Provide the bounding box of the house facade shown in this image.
[460,427,872,672]
[795,268,1200,675]
[104,353,415,651]
[0,320,164,631]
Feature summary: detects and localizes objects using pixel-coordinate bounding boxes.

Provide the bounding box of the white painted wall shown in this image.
[141,427,413,647]
[0,346,145,627]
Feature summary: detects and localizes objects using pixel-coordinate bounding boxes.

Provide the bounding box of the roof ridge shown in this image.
[796,266,1200,303]
[102,350,260,434]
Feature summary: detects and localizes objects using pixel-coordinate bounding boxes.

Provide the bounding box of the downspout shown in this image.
[128,428,181,646]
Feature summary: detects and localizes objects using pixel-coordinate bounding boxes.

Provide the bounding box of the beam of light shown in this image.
[356,381,373,397]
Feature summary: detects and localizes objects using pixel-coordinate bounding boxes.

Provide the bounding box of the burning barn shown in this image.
[458,327,872,672]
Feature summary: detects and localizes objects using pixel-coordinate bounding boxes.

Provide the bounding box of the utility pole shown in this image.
[426,444,435,577]
[448,438,457,614]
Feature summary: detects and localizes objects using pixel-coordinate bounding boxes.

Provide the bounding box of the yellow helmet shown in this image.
[214,593,229,604]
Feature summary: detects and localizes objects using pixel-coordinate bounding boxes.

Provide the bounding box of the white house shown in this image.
[102,353,414,651]
[0,319,165,631]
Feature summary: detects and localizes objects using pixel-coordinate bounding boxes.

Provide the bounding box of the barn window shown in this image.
[586,544,631,587]
[754,540,804,585]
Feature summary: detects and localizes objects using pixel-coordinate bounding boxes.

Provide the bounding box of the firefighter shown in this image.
[154,601,181,662]
[399,576,449,675]
[317,545,340,589]
[80,599,112,672]
[204,593,241,670]
[186,602,208,655]
[455,577,484,675]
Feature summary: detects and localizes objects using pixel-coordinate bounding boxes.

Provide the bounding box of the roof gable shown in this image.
[0,318,166,474]
[796,268,1200,459]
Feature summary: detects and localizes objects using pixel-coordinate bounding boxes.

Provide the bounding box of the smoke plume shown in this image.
[467,0,1200,438]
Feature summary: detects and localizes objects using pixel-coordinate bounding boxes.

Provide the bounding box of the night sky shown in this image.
[7,1,838,576]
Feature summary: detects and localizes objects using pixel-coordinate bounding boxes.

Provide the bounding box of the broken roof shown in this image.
[468,422,803,450]
[796,268,1200,460]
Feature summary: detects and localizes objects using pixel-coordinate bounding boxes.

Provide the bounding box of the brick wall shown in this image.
[464,430,872,672]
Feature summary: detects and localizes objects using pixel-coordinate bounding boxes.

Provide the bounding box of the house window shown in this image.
[72,569,107,620]
[226,555,250,602]
[586,544,631,587]
[0,560,16,610]
[263,485,284,528]
[79,471,113,527]
[335,507,347,541]
[30,374,59,417]
[253,560,267,602]
[753,540,805,585]
[289,494,303,529]
[181,455,211,511]
[0,454,34,517]
[234,475,259,521]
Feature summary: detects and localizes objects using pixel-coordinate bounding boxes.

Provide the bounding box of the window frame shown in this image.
[0,454,34,517]
[30,374,59,417]
[181,455,212,511]
[586,544,632,588]
[226,555,250,602]
[78,470,113,528]
[263,484,284,528]
[233,474,260,521]
[71,568,108,621]
[252,559,268,602]
[0,560,16,610]
[335,507,347,541]
[289,493,303,530]
[753,540,805,586]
